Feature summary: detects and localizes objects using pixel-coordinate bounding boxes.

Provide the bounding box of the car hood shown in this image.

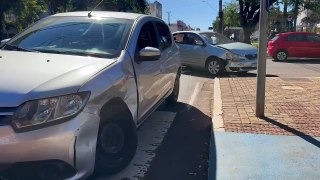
[216,42,258,56]
[0,50,116,107]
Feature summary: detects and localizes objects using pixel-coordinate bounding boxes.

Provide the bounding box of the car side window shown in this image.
[184,33,204,46]
[155,22,172,50]
[286,34,304,42]
[136,22,159,52]
[173,33,184,44]
[174,33,204,46]
[306,35,320,43]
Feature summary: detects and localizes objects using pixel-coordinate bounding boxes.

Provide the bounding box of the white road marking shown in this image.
[187,82,202,110]
[100,111,176,180]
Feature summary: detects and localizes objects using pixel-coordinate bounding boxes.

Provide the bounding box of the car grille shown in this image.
[245,54,258,60]
[0,107,16,126]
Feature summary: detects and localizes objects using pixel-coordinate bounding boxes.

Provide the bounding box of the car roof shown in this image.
[173,31,217,34]
[278,32,318,36]
[52,11,148,20]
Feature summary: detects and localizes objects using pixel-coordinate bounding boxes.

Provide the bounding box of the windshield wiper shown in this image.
[35,49,108,58]
[3,44,38,52]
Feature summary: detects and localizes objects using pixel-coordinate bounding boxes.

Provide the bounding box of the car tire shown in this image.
[165,72,180,104]
[274,50,288,61]
[95,116,137,175]
[206,58,224,76]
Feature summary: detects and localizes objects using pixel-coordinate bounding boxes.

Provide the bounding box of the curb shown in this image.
[212,78,224,131]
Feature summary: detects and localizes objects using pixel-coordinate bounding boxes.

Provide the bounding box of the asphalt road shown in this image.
[96,58,320,180]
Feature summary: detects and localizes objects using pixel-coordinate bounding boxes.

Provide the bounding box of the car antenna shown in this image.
[88,0,104,17]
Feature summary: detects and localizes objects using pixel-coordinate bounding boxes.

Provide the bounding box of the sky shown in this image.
[151,0,233,31]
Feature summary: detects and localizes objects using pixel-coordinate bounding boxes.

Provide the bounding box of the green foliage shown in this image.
[13,0,46,32]
[223,1,240,28]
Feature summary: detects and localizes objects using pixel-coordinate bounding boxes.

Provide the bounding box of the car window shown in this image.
[271,35,279,41]
[173,33,184,44]
[174,33,204,46]
[136,22,159,52]
[155,22,172,50]
[199,32,233,45]
[286,34,305,42]
[2,16,133,58]
[306,35,320,43]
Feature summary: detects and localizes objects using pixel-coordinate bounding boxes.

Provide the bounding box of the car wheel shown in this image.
[275,50,288,61]
[95,117,137,175]
[206,59,224,76]
[166,72,180,104]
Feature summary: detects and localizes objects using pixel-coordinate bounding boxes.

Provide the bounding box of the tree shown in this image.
[0,0,20,40]
[223,1,240,28]
[303,0,320,32]
[44,0,69,14]
[13,0,46,32]
[238,0,277,43]
[71,0,149,14]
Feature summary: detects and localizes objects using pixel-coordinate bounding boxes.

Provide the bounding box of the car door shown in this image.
[154,22,177,100]
[173,33,190,65]
[305,34,320,58]
[173,33,207,67]
[286,34,308,57]
[132,21,163,122]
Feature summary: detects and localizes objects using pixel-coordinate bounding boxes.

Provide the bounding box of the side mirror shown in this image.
[0,38,10,46]
[139,47,161,61]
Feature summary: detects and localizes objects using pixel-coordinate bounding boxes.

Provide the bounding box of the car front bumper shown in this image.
[226,60,257,72]
[0,110,100,179]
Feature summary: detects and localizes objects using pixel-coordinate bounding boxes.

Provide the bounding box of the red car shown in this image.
[267,32,320,61]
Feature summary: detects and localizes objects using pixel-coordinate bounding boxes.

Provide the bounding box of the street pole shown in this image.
[256,0,269,117]
[218,0,223,34]
[166,11,171,25]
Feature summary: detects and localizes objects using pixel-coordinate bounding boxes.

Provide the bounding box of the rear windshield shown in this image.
[2,16,133,58]
[271,35,279,41]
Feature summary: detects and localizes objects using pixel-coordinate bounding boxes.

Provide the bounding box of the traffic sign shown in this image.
[288,15,292,22]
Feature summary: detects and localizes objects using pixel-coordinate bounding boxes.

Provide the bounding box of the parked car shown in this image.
[267,32,320,61]
[0,11,181,179]
[172,31,258,75]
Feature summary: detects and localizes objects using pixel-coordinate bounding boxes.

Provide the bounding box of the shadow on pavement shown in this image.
[262,116,320,148]
[144,102,215,180]
[273,59,320,64]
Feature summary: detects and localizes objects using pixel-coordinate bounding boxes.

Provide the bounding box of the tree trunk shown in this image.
[0,11,4,40]
[284,1,288,31]
[243,27,254,44]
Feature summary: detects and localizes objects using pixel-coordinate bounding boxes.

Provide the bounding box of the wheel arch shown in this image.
[99,97,136,128]
[205,55,227,68]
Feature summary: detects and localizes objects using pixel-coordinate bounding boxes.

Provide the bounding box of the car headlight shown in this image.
[12,92,90,131]
[226,52,245,62]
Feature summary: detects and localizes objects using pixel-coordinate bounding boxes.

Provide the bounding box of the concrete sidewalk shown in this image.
[209,77,320,180]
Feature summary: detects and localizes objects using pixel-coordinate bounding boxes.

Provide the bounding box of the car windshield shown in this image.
[199,32,233,45]
[2,16,133,58]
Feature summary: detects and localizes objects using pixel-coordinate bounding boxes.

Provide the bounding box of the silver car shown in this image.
[173,31,258,75]
[0,11,180,179]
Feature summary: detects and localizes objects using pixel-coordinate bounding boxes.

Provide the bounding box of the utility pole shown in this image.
[166,11,171,25]
[218,0,223,34]
[256,0,269,117]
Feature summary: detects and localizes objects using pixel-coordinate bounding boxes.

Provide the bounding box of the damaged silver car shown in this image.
[173,31,258,75]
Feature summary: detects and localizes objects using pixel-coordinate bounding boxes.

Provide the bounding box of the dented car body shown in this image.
[0,11,180,179]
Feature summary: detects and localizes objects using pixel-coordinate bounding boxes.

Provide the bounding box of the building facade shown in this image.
[169,20,194,32]
[149,1,162,19]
